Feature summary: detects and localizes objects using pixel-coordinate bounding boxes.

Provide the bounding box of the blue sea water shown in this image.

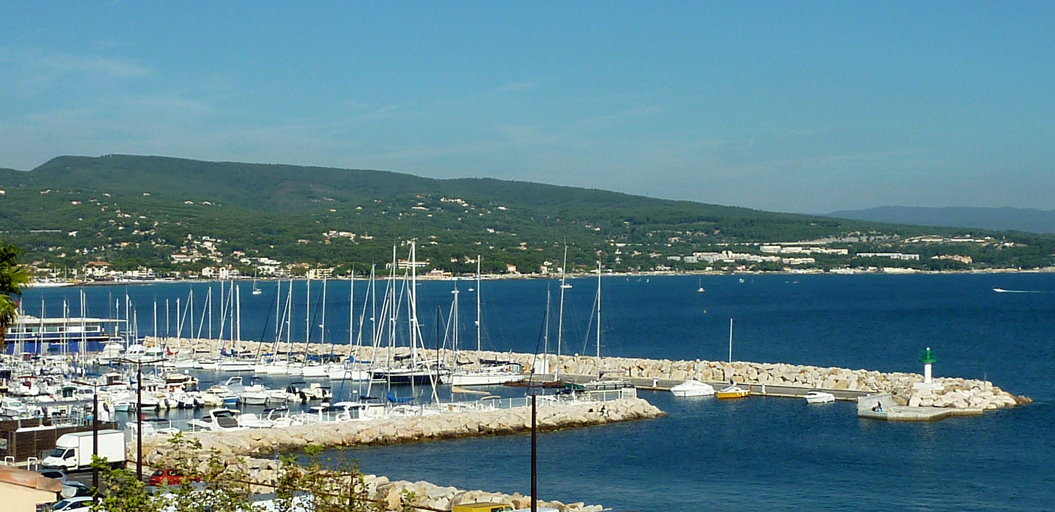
[23,273,1055,511]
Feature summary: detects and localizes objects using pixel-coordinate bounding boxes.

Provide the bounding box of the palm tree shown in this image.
[0,241,30,350]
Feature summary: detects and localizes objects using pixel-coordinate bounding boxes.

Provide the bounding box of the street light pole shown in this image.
[73,378,112,503]
[92,390,98,498]
[531,391,537,512]
[115,357,163,482]
[136,361,143,481]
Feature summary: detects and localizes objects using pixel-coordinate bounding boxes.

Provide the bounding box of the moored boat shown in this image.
[715,384,750,400]
[670,380,715,397]
[804,390,836,404]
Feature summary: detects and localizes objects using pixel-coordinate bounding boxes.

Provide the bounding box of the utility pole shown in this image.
[115,357,164,481]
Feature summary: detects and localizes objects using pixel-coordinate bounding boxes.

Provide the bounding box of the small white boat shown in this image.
[670,380,715,397]
[804,390,836,404]
[715,384,750,400]
[218,360,255,372]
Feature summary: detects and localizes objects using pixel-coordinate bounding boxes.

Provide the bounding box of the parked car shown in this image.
[36,468,68,484]
[60,481,92,498]
[48,496,92,512]
[147,468,199,486]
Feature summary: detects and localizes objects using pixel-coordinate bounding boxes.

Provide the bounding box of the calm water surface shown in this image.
[27,273,1055,511]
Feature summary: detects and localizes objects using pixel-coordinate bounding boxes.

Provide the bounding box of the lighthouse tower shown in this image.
[913,347,942,392]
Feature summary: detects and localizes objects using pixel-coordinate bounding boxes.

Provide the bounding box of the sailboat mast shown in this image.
[452,282,459,362]
[410,240,419,365]
[557,245,568,378]
[354,269,358,346]
[596,260,601,360]
[476,256,481,353]
[544,288,551,358]
[728,318,733,364]
[321,278,327,345]
[236,283,241,346]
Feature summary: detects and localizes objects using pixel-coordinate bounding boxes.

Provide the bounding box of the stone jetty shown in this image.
[146,454,603,512]
[142,397,662,461]
[137,397,659,511]
[149,336,1028,411]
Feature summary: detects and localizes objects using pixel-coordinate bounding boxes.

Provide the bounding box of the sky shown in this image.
[1,2,1053,214]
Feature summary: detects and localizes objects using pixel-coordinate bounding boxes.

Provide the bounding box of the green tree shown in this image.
[0,240,30,351]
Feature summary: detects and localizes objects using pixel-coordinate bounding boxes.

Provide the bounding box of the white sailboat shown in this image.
[449,257,524,386]
[252,270,263,296]
[369,241,449,391]
[715,318,750,400]
[330,267,372,381]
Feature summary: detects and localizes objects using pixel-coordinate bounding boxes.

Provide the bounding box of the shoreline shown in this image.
[28,265,1055,287]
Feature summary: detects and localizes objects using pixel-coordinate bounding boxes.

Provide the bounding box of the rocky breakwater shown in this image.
[144,455,602,512]
[136,398,660,512]
[147,338,1027,411]
[593,356,1028,411]
[142,397,661,461]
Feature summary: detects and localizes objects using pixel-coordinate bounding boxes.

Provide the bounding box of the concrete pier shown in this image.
[139,397,662,461]
[146,336,1027,411]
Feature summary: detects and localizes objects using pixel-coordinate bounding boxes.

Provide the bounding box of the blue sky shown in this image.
[1,2,1053,213]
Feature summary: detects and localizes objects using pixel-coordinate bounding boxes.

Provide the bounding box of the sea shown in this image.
[20,273,1055,512]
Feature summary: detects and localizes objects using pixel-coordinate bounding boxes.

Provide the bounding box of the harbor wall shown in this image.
[137,397,660,512]
[139,397,662,461]
[148,337,1028,410]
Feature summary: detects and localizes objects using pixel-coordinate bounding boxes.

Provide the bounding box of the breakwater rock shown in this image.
[136,398,659,511]
[135,452,600,512]
[149,337,1024,410]
[141,397,662,461]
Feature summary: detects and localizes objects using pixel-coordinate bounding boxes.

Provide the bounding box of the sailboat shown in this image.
[369,241,450,387]
[697,277,705,293]
[715,318,750,400]
[329,270,372,381]
[561,260,636,397]
[449,257,525,386]
[252,270,263,295]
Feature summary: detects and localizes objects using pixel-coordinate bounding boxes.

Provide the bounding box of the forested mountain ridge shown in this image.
[1,155,1052,276]
[828,206,1055,234]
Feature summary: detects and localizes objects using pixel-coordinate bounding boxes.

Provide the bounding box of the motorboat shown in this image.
[449,362,526,386]
[804,390,836,404]
[237,412,274,429]
[239,379,271,406]
[188,408,245,432]
[670,380,715,397]
[715,384,750,400]
[217,359,254,372]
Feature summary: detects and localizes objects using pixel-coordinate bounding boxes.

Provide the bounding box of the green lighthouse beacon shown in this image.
[914,347,941,392]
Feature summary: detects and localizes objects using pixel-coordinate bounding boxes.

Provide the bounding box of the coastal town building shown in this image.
[856,252,920,261]
[0,465,62,512]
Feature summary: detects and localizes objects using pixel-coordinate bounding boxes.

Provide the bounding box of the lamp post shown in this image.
[115,357,164,481]
[72,378,117,502]
[521,382,546,512]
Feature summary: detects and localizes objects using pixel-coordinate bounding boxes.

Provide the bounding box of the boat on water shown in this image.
[370,242,449,389]
[448,260,526,386]
[5,314,126,354]
[715,384,750,400]
[804,390,836,404]
[670,380,715,397]
[188,408,246,432]
[715,318,749,400]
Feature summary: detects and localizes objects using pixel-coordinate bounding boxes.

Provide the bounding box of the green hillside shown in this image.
[1,155,1051,276]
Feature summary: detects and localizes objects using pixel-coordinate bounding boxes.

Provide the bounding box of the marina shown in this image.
[1,272,1051,511]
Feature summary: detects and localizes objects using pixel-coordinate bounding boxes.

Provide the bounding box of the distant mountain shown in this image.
[827,206,1055,234]
[3,155,1053,273]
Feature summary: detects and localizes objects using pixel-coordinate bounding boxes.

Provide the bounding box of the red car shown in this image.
[147,469,199,486]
